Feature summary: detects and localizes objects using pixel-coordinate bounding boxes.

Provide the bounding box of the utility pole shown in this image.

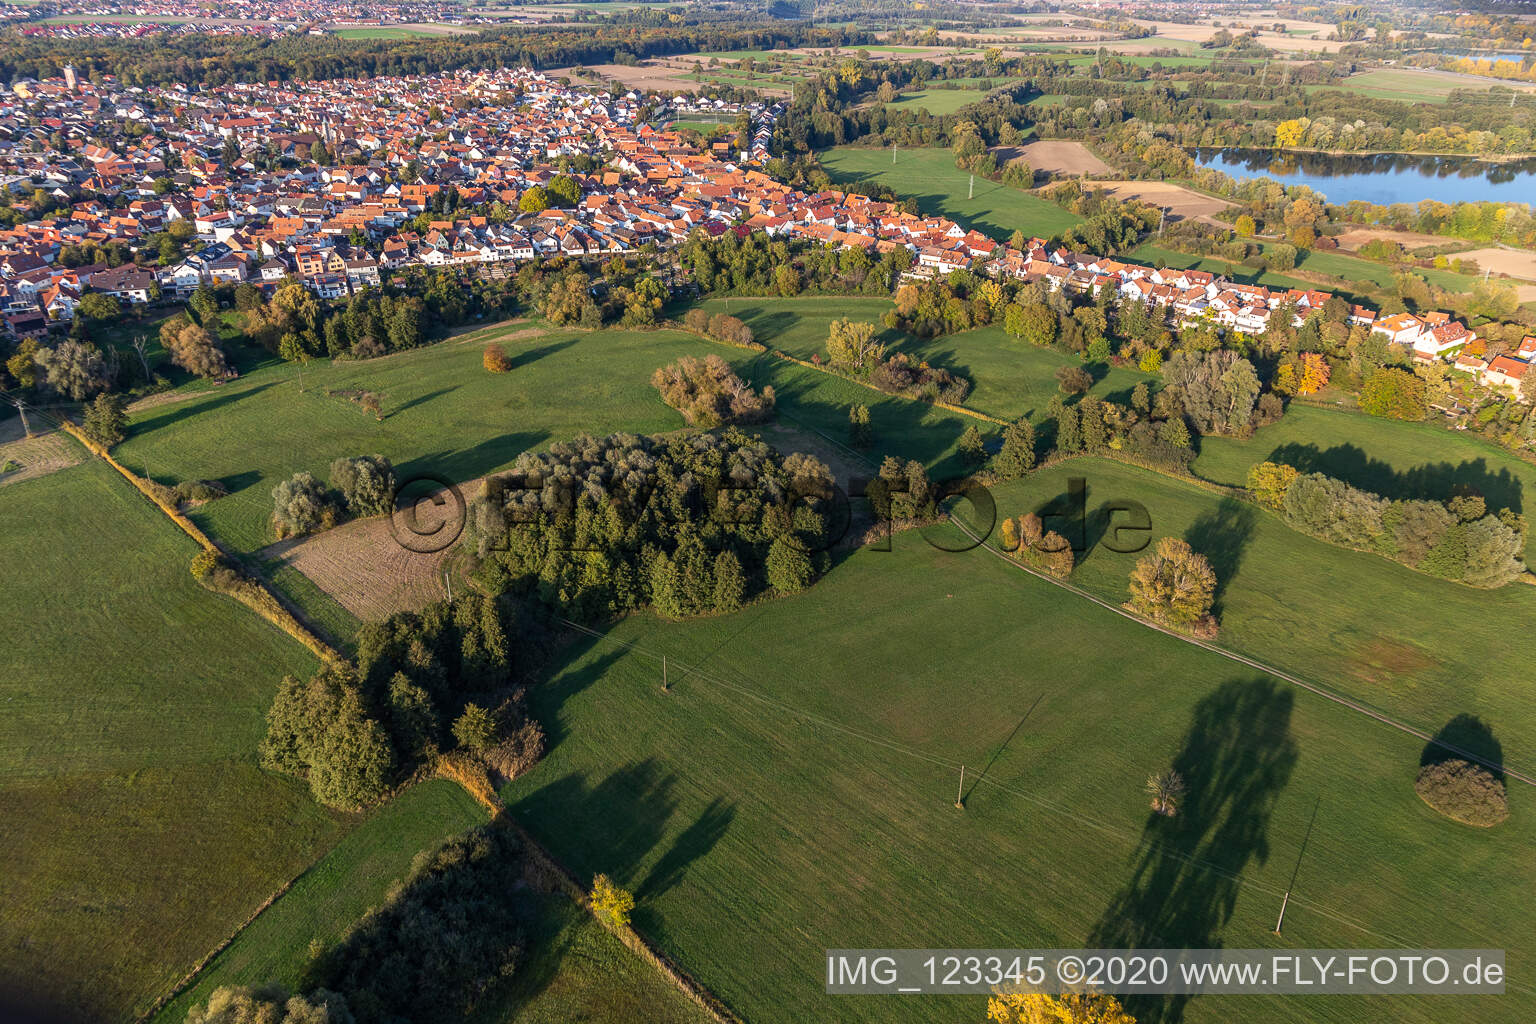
[955,765,966,809]
[661,655,670,693]
[892,142,897,164]
[968,173,974,200]
[1275,797,1320,934]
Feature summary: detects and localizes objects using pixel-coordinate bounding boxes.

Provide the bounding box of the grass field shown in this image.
[1305,68,1521,104]
[151,780,487,1024]
[694,296,1150,422]
[0,456,342,1024]
[818,146,1084,242]
[112,319,976,562]
[983,457,1536,766]
[113,323,711,556]
[502,516,1536,1024]
[333,27,429,39]
[889,87,993,114]
[1194,401,1536,555]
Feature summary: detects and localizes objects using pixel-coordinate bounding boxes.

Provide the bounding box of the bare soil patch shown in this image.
[995,140,1111,177]
[260,509,462,621]
[1334,227,1460,252]
[1096,181,1231,222]
[1446,247,1536,284]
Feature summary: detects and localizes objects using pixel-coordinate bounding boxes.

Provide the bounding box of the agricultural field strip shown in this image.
[549,613,1518,964]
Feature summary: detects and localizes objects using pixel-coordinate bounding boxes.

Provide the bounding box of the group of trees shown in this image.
[1126,537,1219,637]
[681,308,758,348]
[467,431,833,621]
[271,455,395,539]
[999,512,1075,578]
[263,590,539,809]
[1248,461,1527,587]
[820,317,971,405]
[2,337,112,400]
[677,228,914,299]
[651,354,776,428]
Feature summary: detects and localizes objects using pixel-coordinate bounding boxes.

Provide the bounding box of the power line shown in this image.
[547,615,1534,967]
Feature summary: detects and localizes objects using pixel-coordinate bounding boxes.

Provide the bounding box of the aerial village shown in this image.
[2,64,1532,397]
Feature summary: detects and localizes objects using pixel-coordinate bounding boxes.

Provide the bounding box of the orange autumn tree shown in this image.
[1296,352,1330,395]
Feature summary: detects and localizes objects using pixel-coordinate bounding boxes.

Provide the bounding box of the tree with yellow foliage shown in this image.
[1234,214,1256,237]
[589,873,634,930]
[1275,118,1308,148]
[987,990,1136,1024]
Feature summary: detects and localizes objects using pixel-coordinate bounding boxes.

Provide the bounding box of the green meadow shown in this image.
[502,517,1536,1024]
[0,456,341,1023]
[818,146,1083,242]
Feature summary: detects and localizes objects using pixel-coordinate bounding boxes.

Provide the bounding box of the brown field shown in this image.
[996,139,1111,176]
[0,427,81,488]
[1127,18,1345,53]
[1335,229,1536,285]
[549,60,794,96]
[1334,227,1462,252]
[1453,247,1536,284]
[1096,180,1232,222]
[261,509,458,621]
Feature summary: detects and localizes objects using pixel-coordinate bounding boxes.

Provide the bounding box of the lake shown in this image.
[1189,147,1536,206]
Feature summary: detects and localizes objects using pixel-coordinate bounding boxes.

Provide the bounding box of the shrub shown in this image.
[271,471,336,538]
[1246,461,1298,510]
[330,455,396,518]
[1055,365,1093,395]
[868,353,970,404]
[1415,759,1509,826]
[190,548,220,579]
[590,873,635,930]
[173,479,229,504]
[187,985,353,1024]
[1359,367,1426,420]
[651,354,775,427]
[483,343,511,373]
[483,718,546,780]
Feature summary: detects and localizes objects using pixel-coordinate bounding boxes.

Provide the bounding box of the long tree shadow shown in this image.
[1090,677,1298,1024]
[396,430,548,487]
[505,338,577,372]
[1183,498,1256,619]
[511,758,680,887]
[638,797,736,902]
[1267,443,1523,514]
[1421,713,1505,782]
[387,385,459,419]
